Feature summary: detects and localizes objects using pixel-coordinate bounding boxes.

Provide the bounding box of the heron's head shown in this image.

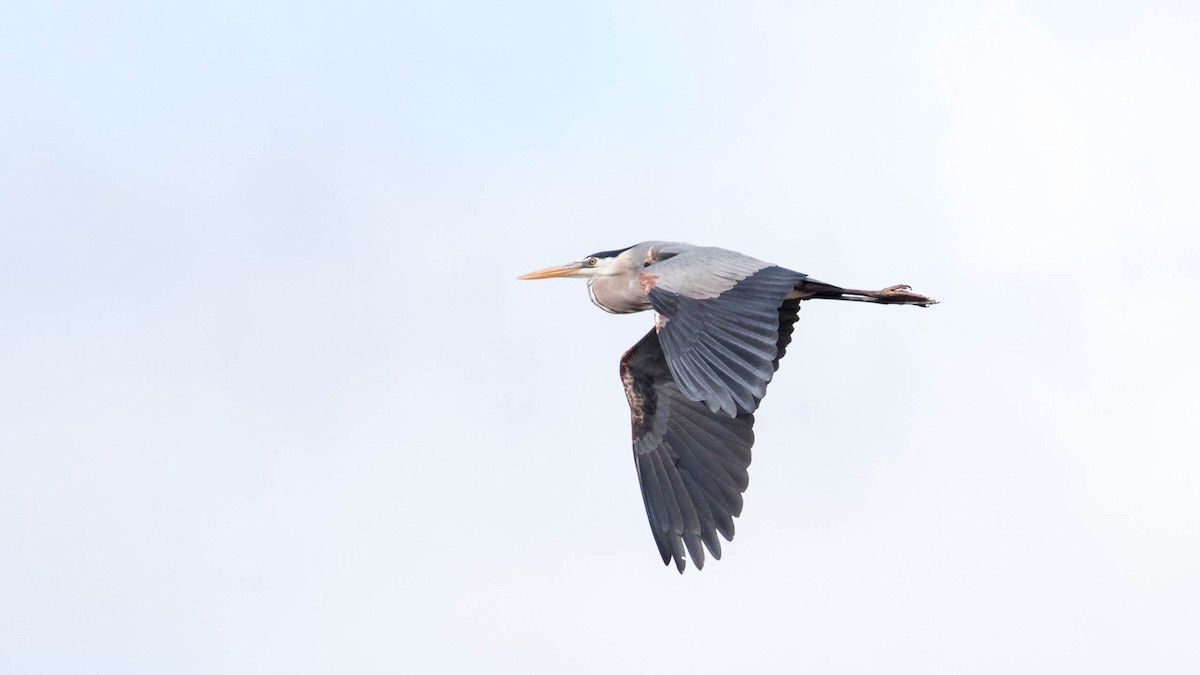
[517,247,634,281]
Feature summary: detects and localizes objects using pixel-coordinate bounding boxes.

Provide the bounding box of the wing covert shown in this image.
[648,264,807,417]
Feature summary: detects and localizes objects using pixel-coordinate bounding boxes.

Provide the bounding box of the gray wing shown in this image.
[645,249,807,417]
[620,328,755,572]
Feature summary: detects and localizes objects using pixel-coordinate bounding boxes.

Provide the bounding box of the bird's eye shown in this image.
[586,257,598,266]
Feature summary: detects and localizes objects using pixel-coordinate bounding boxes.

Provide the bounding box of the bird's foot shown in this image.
[875,285,938,307]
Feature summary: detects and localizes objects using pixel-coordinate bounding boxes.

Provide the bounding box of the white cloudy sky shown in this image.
[2,1,1198,673]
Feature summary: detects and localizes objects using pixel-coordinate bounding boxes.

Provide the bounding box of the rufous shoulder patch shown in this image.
[638,272,657,293]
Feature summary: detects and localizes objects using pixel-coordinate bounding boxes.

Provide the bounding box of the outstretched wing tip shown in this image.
[621,328,756,573]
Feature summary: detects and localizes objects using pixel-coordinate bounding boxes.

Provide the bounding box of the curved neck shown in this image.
[587,275,650,314]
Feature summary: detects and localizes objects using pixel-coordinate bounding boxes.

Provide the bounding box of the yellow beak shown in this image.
[517,262,582,280]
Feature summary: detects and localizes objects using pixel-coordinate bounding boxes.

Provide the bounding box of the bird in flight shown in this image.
[519,242,936,572]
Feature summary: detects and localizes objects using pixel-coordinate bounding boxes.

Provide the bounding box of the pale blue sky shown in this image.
[3,1,1199,673]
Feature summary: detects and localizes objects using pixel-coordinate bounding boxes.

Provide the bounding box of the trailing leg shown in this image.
[789,279,937,307]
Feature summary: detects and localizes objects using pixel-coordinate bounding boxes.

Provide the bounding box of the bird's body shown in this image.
[520,242,935,572]
[583,242,766,314]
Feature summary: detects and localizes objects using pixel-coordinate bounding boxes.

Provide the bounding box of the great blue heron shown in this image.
[519,242,936,572]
